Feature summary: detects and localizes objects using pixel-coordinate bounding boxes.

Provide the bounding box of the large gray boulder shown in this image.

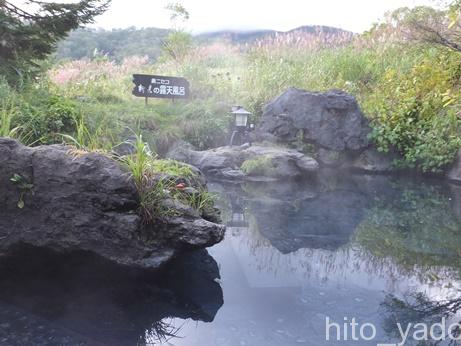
[0,138,224,269]
[167,142,319,181]
[256,88,371,158]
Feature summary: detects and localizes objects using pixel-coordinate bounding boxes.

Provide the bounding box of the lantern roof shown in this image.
[231,106,252,115]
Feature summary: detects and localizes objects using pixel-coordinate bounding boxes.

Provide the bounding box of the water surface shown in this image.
[2,173,461,345]
[167,173,461,346]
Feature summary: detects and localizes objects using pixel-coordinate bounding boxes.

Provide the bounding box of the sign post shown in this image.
[132,74,190,102]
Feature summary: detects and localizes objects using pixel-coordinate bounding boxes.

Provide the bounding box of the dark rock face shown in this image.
[0,138,225,269]
[256,88,371,160]
[167,142,319,181]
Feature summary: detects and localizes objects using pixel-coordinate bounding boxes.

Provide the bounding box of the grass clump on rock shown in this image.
[121,134,215,223]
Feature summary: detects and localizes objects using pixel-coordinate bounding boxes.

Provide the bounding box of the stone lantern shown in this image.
[231,106,252,130]
[230,106,253,146]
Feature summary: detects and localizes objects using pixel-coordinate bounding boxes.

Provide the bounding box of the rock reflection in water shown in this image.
[0,246,223,346]
[212,173,461,297]
[196,175,461,345]
[141,175,461,346]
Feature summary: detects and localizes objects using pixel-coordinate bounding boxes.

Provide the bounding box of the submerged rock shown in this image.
[0,138,225,269]
[167,142,319,181]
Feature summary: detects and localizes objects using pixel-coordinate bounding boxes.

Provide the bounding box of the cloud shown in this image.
[91,0,437,33]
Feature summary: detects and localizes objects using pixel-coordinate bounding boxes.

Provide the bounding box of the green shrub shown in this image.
[44,96,80,137]
[160,30,193,63]
[10,93,79,145]
[366,51,461,172]
[0,79,20,138]
[241,156,276,176]
[175,99,230,150]
[0,77,12,100]
[1,81,80,145]
[151,159,194,178]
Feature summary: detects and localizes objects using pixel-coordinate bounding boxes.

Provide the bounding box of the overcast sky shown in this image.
[23,0,440,33]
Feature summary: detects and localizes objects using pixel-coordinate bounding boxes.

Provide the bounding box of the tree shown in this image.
[165,2,189,24]
[449,0,461,25]
[161,2,193,62]
[0,0,110,85]
[161,31,193,62]
[390,4,461,52]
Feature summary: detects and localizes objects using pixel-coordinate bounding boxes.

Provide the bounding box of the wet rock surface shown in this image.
[0,138,225,269]
[167,142,319,181]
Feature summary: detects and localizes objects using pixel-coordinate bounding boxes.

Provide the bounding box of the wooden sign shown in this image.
[132,74,190,99]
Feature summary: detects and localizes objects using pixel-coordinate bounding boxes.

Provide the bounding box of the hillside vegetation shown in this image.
[54,25,348,62]
[2,4,461,173]
[56,27,171,62]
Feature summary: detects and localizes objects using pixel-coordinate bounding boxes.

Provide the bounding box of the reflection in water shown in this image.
[381,292,461,343]
[205,174,461,345]
[214,175,461,280]
[0,246,223,346]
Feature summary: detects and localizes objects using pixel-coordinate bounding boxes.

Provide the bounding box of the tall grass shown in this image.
[0,99,15,138]
[239,31,424,116]
[48,27,423,124]
[120,133,214,222]
[45,21,461,171]
[0,98,37,145]
[60,114,116,152]
[122,133,155,187]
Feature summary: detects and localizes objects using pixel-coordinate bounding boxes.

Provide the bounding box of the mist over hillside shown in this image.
[56,25,348,61]
[197,25,349,43]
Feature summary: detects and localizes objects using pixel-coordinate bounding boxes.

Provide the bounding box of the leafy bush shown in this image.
[151,159,194,178]
[0,79,79,144]
[0,77,13,100]
[181,106,231,149]
[241,156,276,176]
[10,91,79,144]
[366,51,461,172]
[160,30,193,63]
